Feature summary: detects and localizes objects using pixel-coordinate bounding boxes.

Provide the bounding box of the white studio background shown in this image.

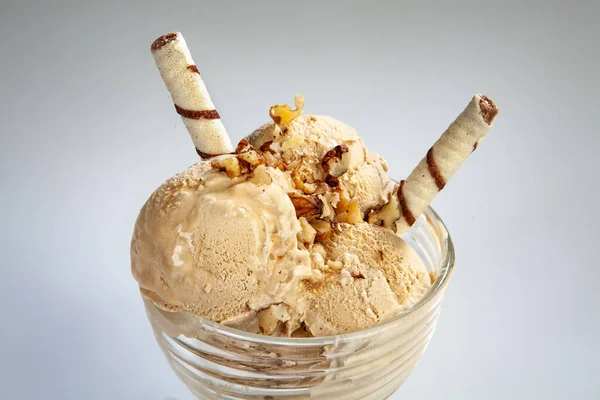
[0,1,598,399]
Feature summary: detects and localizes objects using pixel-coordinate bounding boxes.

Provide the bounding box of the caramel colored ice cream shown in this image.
[131,160,316,334]
[305,223,432,336]
[247,114,393,214]
[137,32,498,340]
[132,109,432,337]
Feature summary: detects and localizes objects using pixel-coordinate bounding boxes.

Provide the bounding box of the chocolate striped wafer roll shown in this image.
[151,32,234,158]
[370,94,498,234]
[395,94,498,233]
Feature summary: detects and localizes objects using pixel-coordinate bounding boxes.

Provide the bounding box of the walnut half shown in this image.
[288,193,324,220]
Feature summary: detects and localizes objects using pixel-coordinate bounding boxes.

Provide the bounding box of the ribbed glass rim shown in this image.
[155,206,454,346]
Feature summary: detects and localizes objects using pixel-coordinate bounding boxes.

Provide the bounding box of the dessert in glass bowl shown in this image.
[132,32,498,399]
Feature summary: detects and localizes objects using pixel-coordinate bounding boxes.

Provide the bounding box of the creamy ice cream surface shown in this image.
[131,160,318,334]
[141,31,498,338]
[132,104,432,337]
[304,223,432,336]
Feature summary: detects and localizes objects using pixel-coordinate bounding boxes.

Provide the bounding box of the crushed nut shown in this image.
[257,304,291,336]
[367,185,400,230]
[319,195,336,220]
[290,159,317,193]
[249,164,273,185]
[233,139,265,172]
[288,193,324,219]
[212,156,241,178]
[346,199,362,224]
[310,219,333,242]
[303,183,316,194]
[262,151,284,170]
[314,182,330,195]
[269,94,305,126]
[325,175,339,187]
[334,190,350,214]
[335,211,347,223]
[291,168,306,192]
[235,138,252,154]
[237,149,265,169]
[297,217,317,246]
[327,191,341,208]
[321,144,351,177]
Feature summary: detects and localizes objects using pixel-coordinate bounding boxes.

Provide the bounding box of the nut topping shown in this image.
[297,217,317,246]
[345,199,362,224]
[212,156,241,178]
[310,220,333,242]
[367,185,400,230]
[269,95,305,126]
[235,138,252,154]
[288,193,324,219]
[325,175,340,187]
[321,144,351,177]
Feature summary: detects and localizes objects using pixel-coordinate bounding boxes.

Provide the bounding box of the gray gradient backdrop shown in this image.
[1,0,599,399]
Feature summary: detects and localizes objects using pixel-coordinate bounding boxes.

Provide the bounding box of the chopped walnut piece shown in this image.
[290,159,318,193]
[334,190,350,214]
[291,169,306,192]
[235,138,252,154]
[297,217,317,246]
[325,175,339,187]
[237,149,265,169]
[269,95,305,126]
[250,165,273,185]
[212,156,241,178]
[319,195,336,220]
[346,199,362,224]
[368,185,400,230]
[326,191,340,208]
[321,144,351,177]
[288,193,324,219]
[303,183,316,194]
[335,211,347,223]
[310,219,333,242]
[262,152,284,170]
[314,182,330,195]
[234,139,265,171]
[257,304,291,336]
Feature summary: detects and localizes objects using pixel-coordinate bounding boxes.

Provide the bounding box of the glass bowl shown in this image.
[143,206,454,399]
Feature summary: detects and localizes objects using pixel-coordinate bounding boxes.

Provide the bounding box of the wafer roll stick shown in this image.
[395,94,498,233]
[369,94,498,234]
[151,32,234,157]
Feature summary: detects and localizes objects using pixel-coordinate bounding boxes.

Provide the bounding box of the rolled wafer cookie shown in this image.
[151,32,234,157]
[370,94,498,234]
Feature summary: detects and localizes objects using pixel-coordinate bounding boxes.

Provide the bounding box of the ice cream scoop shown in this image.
[303,222,432,336]
[133,31,498,338]
[130,124,412,337]
[131,160,315,334]
[247,112,393,215]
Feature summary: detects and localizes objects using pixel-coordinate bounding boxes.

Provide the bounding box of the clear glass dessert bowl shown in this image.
[143,206,454,400]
